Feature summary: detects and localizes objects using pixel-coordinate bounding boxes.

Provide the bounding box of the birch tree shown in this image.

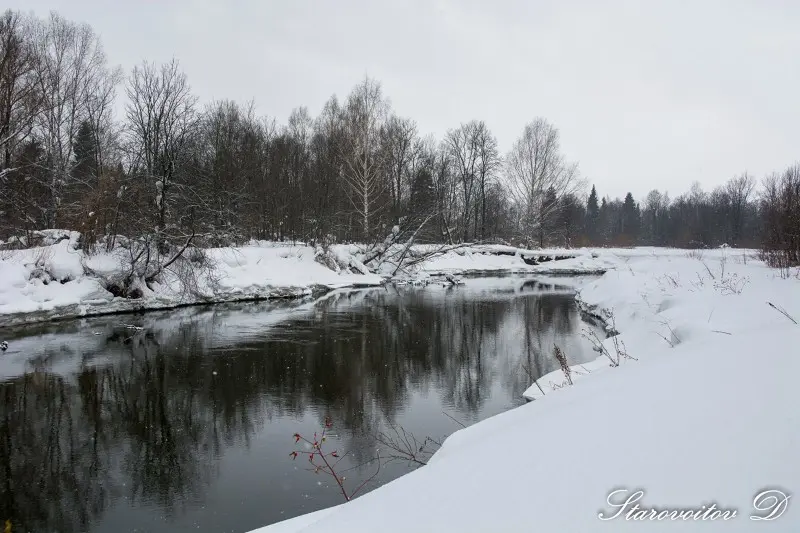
[506,118,582,247]
[339,77,388,241]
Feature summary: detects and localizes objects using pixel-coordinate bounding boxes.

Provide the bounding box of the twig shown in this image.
[584,327,618,367]
[655,332,675,347]
[148,230,196,281]
[522,360,546,397]
[701,261,716,280]
[658,319,680,346]
[376,426,442,467]
[442,410,467,429]
[349,451,381,499]
[767,302,798,325]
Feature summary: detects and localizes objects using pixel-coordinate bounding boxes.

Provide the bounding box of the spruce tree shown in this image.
[586,185,599,243]
[598,197,610,244]
[622,192,640,241]
[72,120,99,182]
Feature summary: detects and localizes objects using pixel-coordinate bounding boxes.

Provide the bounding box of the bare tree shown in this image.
[99,59,207,297]
[641,189,669,245]
[0,10,39,172]
[432,143,459,243]
[445,121,480,241]
[442,120,501,242]
[473,122,501,240]
[125,59,198,240]
[339,76,389,241]
[68,57,122,248]
[308,95,345,245]
[760,164,800,268]
[380,115,417,219]
[83,60,122,176]
[31,12,112,227]
[285,106,312,240]
[505,118,582,247]
[725,172,755,245]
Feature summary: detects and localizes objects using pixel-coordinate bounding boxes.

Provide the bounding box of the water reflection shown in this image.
[0,276,599,533]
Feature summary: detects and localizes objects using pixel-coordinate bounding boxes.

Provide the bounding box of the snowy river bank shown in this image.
[252,247,800,533]
[0,237,612,328]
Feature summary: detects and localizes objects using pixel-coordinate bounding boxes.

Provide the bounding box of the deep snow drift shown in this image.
[0,236,609,327]
[253,247,800,533]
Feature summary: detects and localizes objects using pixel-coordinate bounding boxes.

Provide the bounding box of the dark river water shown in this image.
[0,276,600,533]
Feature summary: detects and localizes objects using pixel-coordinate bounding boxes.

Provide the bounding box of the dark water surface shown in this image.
[0,276,600,533]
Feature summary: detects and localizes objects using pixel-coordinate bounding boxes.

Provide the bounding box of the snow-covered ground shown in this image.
[253,247,800,533]
[0,236,612,327]
[415,243,614,275]
[0,237,384,327]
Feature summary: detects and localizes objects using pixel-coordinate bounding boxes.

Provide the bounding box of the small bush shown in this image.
[290,417,380,502]
[686,249,705,260]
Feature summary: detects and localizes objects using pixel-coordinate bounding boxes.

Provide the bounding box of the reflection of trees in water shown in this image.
[265,291,503,425]
[103,337,216,511]
[225,285,581,455]
[0,332,275,532]
[425,297,502,415]
[302,286,581,465]
[0,372,114,533]
[512,294,580,398]
[302,286,579,420]
[0,281,584,531]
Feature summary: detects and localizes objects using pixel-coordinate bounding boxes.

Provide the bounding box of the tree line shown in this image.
[1,9,797,266]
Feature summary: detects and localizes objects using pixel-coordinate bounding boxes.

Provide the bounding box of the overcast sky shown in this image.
[9,0,800,200]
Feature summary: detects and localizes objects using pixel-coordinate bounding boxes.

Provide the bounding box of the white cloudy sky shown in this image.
[10,0,800,199]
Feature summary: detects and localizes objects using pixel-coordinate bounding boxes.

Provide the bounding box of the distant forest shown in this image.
[1,10,798,266]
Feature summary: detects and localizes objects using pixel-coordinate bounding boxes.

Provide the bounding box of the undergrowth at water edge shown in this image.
[290,417,381,502]
[289,416,453,502]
